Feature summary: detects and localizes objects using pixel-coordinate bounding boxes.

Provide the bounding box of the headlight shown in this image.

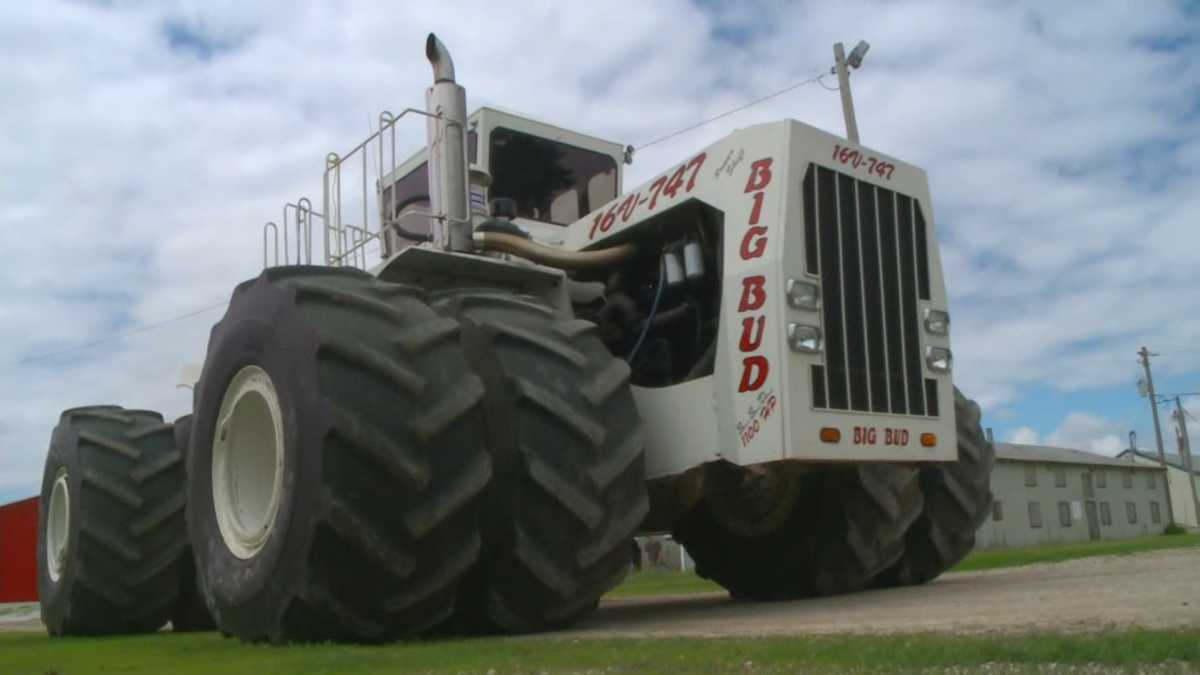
[925,346,952,372]
[786,278,820,310]
[787,323,822,353]
[924,308,950,335]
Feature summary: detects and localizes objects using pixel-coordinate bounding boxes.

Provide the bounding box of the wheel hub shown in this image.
[212,365,285,560]
[46,469,70,582]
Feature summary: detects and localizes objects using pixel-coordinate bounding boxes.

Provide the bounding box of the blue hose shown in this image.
[626,259,666,364]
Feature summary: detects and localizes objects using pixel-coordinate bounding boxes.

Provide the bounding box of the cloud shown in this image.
[1008,426,1041,445]
[1,1,1199,502]
[1009,410,1173,458]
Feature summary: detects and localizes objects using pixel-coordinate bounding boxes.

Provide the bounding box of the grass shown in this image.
[607,533,1200,599]
[952,532,1200,573]
[605,567,722,598]
[1,628,1197,674]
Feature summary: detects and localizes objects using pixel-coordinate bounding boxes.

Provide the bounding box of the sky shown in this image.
[2,1,1199,503]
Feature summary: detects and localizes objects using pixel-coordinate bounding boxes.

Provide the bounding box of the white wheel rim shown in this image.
[213,365,285,560]
[46,469,70,582]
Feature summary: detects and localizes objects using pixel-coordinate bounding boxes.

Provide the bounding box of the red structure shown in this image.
[0,497,39,602]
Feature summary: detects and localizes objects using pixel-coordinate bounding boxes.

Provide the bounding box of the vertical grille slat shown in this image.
[915,204,931,301]
[857,182,889,413]
[816,166,848,410]
[812,366,827,409]
[897,195,926,416]
[878,187,908,415]
[838,173,869,412]
[803,166,819,275]
[804,164,937,418]
[925,379,940,417]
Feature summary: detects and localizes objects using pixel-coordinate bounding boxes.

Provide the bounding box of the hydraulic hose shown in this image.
[474,232,636,269]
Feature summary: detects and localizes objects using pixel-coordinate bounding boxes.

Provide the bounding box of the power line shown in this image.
[4,300,229,369]
[635,73,826,151]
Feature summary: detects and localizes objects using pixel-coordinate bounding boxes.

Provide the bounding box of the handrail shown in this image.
[268,107,465,271]
[263,222,279,268]
[322,107,466,268]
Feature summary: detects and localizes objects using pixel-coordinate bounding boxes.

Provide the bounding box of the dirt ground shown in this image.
[3,548,1197,637]
[562,547,1200,639]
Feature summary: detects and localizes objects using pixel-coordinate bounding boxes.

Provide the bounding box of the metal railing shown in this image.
[263,107,463,271]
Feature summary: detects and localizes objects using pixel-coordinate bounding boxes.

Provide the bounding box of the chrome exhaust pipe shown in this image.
[424,33,471,252]
[426,33,456,83]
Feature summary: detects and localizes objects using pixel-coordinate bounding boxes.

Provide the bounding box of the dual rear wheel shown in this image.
[673,388,995,600]
[40,268,646,642]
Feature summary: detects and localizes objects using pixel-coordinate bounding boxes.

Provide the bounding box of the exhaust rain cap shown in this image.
[426,33,456,83]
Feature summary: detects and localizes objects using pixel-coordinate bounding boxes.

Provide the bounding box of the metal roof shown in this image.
[994,443,1162,470]
[1116,449,1199,475]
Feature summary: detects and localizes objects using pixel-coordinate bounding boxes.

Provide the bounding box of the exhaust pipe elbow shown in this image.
[426,33,456,83]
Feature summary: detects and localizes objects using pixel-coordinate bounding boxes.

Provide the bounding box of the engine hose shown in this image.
[474,232,636,269]
[626,260,666,365]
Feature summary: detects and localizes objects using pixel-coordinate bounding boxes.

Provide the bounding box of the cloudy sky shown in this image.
[2,1,1199,503]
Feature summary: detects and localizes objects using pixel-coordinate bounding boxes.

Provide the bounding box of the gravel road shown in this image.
[561,547,1200,638]
[4,548,1197,637]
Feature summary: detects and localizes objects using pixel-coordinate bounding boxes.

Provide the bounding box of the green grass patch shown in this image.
[606,534,1200,600]
[1,628,1197,674]
[605,568,722,598]
[952,533,1200,573]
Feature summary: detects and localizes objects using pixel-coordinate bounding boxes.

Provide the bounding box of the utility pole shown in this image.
[833,41,870,145]
[1137,346,1174,524]
[1138,347,1167,466]
[1171,395,1200,525]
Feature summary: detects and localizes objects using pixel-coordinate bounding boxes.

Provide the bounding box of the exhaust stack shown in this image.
[424,33,471,252]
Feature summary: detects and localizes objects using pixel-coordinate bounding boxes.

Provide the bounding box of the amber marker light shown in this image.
[920,433,937,447]
[819,427,841,443]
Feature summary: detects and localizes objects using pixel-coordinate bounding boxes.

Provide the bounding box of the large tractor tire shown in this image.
[878,388,995,586]
[168,415,216,632]
[674,462,922,600]
[187,266,491,643]
[432,289,648,633]
[38,406,188,636]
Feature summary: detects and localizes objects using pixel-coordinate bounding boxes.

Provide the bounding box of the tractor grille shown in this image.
[802,164,939,417]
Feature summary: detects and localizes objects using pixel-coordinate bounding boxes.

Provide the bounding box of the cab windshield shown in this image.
[488,127,617,225]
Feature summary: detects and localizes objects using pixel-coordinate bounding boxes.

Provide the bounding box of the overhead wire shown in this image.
[3,300,229,369]
[635,72,827,151]
[8,63,841,370]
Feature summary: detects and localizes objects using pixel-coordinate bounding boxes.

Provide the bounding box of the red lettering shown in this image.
[744,158,774,193]
[748,191,765,225]
[738,356,770,392]
[740,226,768,260]
[738,316,765,351]
[738,275,766,311]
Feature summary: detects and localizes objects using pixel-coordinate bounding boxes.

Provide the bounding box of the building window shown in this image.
[1123,471,1133,489]
[992,500,1003,521]
[1058,501,1072,526]
[1146,472,1156,489]
[1150,501,1162,524]
[1028,502,1043,529]
[1024,465,1038,487]
[1100,502,1112,526]
[1096,470,1106,488]
[1054,467,1067,487]
[1126,501,1138,524]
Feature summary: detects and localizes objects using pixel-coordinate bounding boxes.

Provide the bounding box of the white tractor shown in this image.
[37,34,993,641]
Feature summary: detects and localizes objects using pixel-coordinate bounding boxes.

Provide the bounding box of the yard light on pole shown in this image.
[832,40,870,145]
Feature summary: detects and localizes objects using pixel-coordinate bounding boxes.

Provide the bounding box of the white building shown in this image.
[976,443,1170,549]
[1116,449,1200,528]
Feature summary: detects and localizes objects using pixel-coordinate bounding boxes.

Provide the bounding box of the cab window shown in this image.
[488,127,616,225]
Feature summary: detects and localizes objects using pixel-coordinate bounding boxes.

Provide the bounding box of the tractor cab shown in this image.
[378,106,626,256]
